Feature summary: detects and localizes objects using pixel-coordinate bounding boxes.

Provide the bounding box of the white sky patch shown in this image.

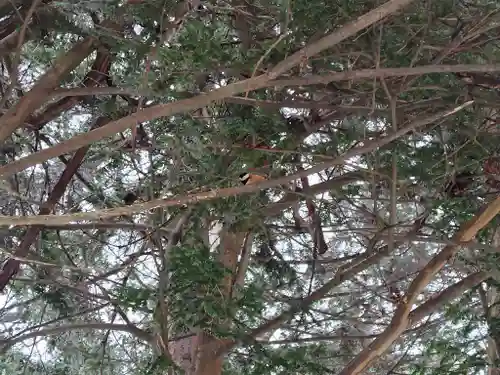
[133,25,144,35]
[209,221,223,251]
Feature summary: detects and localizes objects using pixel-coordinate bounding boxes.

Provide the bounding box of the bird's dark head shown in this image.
[239,173,250,184]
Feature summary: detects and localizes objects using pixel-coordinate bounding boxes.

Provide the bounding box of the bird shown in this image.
[239,173,267,185]
[123,192,138,205]
[443,171,475,197]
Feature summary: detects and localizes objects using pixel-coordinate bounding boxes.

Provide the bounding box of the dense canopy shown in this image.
[0,0,500,374]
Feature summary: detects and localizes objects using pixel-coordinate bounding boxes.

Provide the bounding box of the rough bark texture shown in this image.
[193,230,246,375]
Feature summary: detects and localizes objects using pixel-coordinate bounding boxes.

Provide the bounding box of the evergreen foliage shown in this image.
[0,0,500,374]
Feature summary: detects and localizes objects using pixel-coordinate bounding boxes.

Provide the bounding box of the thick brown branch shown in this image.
[271,64,500,87]
[267,0,419,78]
[27,48,112,130]
[0,117,110,292]
[0,101,471,226]
[409,271,490,325]
[0,37,98,141]
[338,197,500,375]
[0,0,422,174]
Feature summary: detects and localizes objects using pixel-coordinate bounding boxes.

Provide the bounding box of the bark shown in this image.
[167,229,247,375]
[231,0,255,51]
[0,14,126,141]
[262,172,367,217]
[267,0,418,78]
[0,0,52,39]
[409,271,490,325]
[0,0,422,174]
[27,47,112,130]
[298,174,328,255]
[192,230,247,375]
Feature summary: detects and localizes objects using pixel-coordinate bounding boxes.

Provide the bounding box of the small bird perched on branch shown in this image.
[239,173,267,185]
[123,192,139,205]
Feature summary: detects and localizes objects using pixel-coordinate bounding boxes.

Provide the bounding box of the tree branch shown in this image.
[0,101,472,227]
[338,197,500,375]
[0,322,154,353]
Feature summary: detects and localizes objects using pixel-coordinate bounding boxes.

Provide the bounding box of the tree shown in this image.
[0,0,500,374]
